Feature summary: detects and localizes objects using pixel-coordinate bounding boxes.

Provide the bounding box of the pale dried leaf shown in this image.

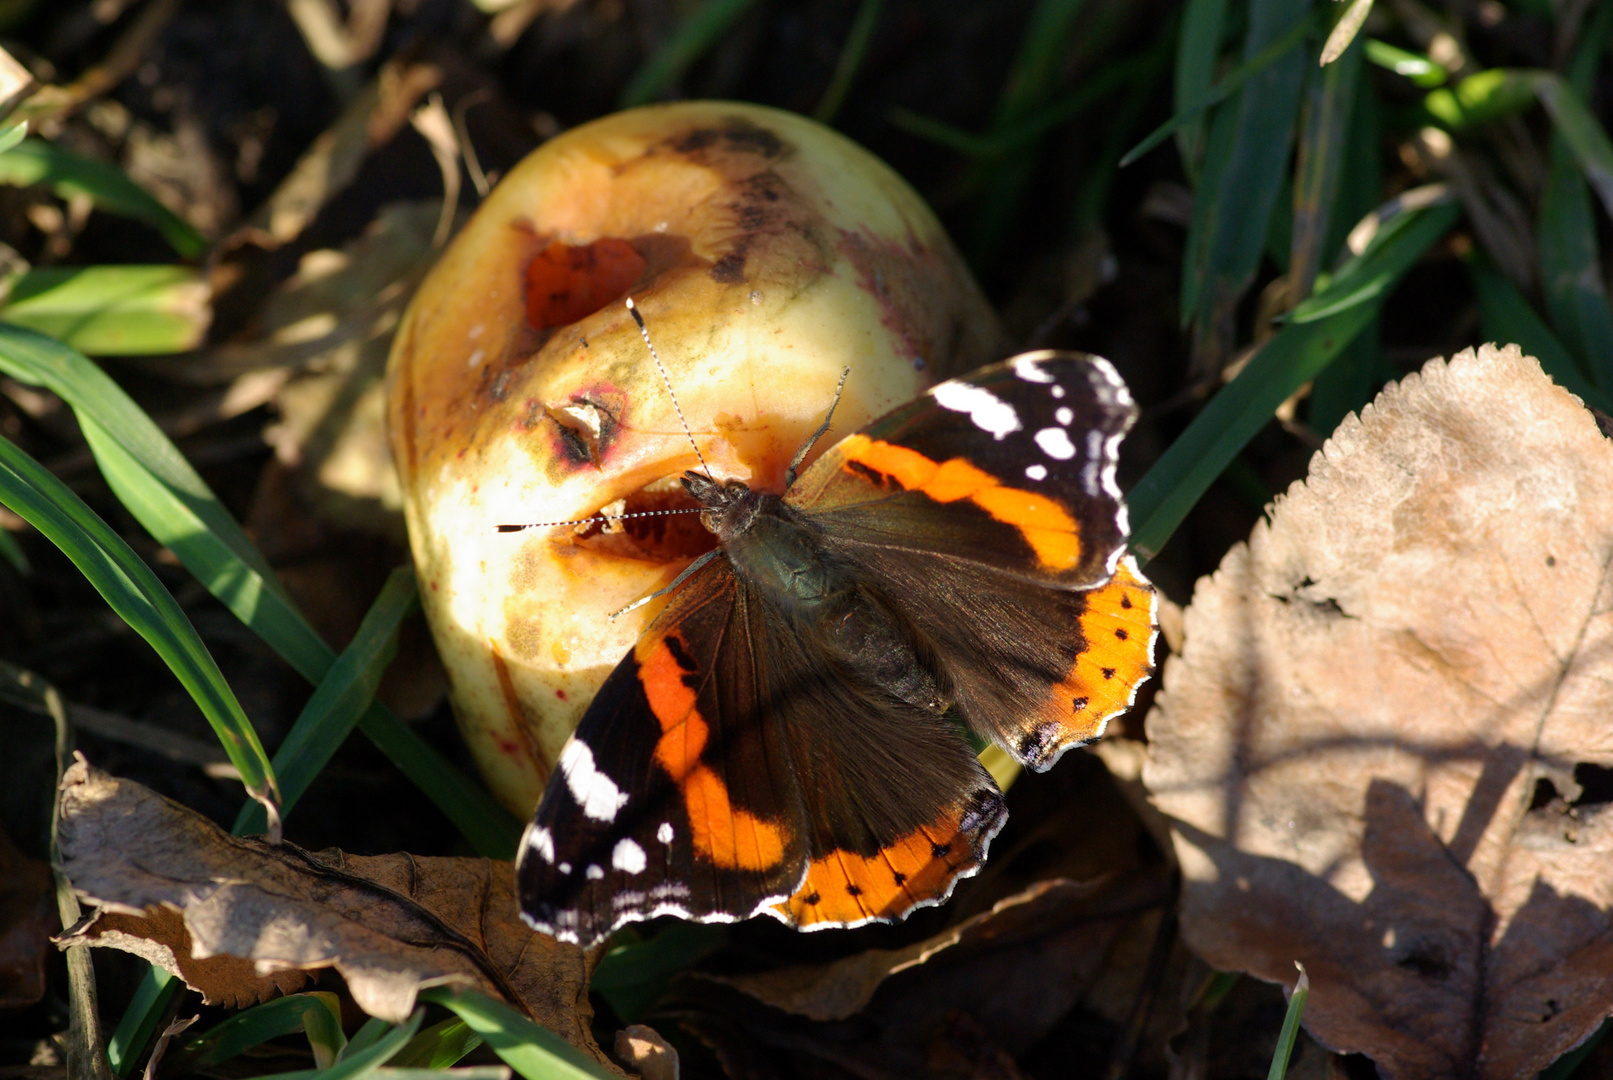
[1144,344,1613,1079]
[55,757,613,1070]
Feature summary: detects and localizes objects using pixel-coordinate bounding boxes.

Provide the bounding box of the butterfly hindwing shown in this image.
[729,586,1007,928]
[518,555,1008,941]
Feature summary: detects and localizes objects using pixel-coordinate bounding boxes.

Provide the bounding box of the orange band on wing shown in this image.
[772,812,978,928]
[1045,557,1157,745]
[840,434,1082,571]
[640,637,706,781]
[683,764,787,872]
[639,637,788,872]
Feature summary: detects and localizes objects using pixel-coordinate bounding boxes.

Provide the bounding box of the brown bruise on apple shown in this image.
[387,101,1006,817]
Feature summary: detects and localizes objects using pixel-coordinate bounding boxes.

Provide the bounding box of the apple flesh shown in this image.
[387,101,1006,818]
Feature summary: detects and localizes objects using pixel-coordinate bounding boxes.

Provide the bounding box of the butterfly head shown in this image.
[682,470,766,541]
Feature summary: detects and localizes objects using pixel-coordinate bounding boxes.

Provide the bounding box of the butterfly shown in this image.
[515,348,1157,946]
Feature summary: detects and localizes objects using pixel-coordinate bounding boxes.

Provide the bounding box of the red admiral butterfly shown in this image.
[515,346,1157,945]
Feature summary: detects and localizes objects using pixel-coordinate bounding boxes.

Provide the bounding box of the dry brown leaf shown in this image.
[679,869,1172,1079]
[54,756,615,1071]
[715,878,1123,1023]
[1143,344,1613,1079]
[0,823,53,1010]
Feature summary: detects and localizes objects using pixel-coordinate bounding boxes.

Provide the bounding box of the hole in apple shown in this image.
[571,475,716,564]
[525,238,648,331]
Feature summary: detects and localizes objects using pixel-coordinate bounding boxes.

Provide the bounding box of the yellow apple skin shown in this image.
[387,101,1006,818]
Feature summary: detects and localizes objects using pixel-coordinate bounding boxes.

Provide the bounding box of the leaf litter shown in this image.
[1144,343,1613,1078]
[53,755,620,1073]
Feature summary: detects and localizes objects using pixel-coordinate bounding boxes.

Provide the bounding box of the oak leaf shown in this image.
[1143,344,1613,1078]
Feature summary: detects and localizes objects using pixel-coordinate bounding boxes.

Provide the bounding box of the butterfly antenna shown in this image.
[496,507,703,533]
[785,367,850,488]
[626,298,712,479]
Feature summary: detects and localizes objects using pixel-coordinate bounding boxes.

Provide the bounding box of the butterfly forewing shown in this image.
[788,351,1158,770]
[788,351,1138,589]
[517,562,808,944]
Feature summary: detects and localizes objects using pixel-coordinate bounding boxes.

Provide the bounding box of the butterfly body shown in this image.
[517,351,1157,946]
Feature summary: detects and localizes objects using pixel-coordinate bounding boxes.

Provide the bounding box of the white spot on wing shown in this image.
[526,825,555,863]
[558,862,571,875]
[1056,407,1073,426]
[1011,354,1054,382]
[657,822,674,844]
[932,380,1021,439]
[1025,463,1048,481]
[586,864,604,880]
[1051,385,1065,399]
[1035,427,1076,460]
[612,838,647,874]
[559,739,629,822]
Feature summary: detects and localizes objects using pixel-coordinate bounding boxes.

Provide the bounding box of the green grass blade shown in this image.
[1132,306,1375,561]
[249,1011,423,1080]
[233,568,417,834]
[387,1019,483,1070]
[106,967,174,1075]
[813,0,886,124]
[1530,72,1613,233]
[1307,313,1382,438]
[1290,34,1362,301]
[888,57,1144,160]
[1072,37,1175,233]
[0,429,278,811]
[591,921,727,1022]
[1538,137,1613,390]
[1266,965,1309,1080]
[0,524,26,572]
[1467,260,1611,412]
[0,140,204,258]
[352,707,519,855]
[618,0,759,108]
[1180,0,1311,342]
[0,324,520,858]
[993,0,1087,127]
[75,416,326,678]
[1423,68,1537,129]
[174,993,343,1070]
[1123,5,1318,169]
[85,397,518,855]
[0,324,291,606]
[1363,39,1445,86]
[1290,192,1459,323]
[1537,3,1613,390]
[0,266,209,355]
[1173,0,1228,177]
[342,1018,392,1062]
[1132,200,1461,560]
[0,121,27,155]
[418,988,617,1080]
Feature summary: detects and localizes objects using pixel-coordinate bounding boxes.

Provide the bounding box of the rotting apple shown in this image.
[386,101,1007,818]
